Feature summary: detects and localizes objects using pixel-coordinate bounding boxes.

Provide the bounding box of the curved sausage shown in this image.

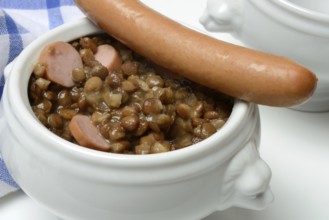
[75,0,317,107]
[94,44,122,71]
[69,114,110,151]
[38,41,83,87]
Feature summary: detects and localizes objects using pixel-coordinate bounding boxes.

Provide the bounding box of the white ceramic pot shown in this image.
[200,0,329,112]
[0,18,273,220]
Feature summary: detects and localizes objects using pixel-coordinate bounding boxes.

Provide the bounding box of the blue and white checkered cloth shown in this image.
[0,0,84,198]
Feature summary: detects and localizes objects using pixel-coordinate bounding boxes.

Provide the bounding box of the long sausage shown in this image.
[74,0,317,107]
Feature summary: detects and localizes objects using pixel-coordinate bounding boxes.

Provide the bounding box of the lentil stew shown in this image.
[28,34,233,154]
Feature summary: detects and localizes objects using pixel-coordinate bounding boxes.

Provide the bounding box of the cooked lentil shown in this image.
[28,34,233,154]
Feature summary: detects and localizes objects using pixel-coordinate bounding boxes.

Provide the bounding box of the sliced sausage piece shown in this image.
[38,41,83,87]
[69,114,110,151]
[75,0,317,107]
[94,44,122,71]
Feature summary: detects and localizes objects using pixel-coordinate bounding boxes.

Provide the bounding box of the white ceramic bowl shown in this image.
[200,0,329,112]
[0,18,273,220]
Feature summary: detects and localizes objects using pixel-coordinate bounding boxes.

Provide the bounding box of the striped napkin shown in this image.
[0,0,84,198]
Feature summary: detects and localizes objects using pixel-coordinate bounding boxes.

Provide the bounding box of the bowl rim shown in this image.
[6,17,254,167]
[273,0,329,20]
[249,0,329,37]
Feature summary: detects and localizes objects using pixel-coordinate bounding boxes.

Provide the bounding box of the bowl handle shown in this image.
[219,139,274,210]
[199,0,244,33]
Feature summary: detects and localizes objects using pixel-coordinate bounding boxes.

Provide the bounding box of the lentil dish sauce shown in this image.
[28,34,233,154]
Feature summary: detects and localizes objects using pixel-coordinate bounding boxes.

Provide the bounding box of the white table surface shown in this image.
[1,1,329,219]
